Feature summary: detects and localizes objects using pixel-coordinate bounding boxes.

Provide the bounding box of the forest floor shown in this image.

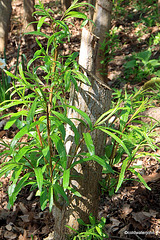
[0,0,160,239]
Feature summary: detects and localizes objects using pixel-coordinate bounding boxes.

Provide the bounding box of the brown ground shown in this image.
[0,0,160,239]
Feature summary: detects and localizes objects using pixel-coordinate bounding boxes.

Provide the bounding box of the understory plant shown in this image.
[0,58,11,103]
[100,87,160,195]
[66,214,108,239]
[0,0,96,211]
[124,48,160,83]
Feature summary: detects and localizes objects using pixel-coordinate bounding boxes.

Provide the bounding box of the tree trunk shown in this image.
[91,0,112,84]
[23,0,36,32]
[158,0,160,18]
[0,0,12,53]
[61,0,71,12]
[53,1,112,239]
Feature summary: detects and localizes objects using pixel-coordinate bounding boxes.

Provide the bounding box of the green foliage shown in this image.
[99,27,120,76]
[0,58,11,103]
[66,214,109,239]
[98,87,160,195]
[124,48,160,83]
[0,0,96,211]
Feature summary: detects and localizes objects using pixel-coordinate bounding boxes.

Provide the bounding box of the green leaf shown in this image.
[49,185,54,212]
[40,188,48,211]
[9,173,30,206]
[63,169,70,189]
[116,158,129,192]
[0,163,18,178]
[34,168,43,192]
[72,70,91,85]
[10,125,28,150]
[4,70,20,80]
[98,127,131,157]
[51,134,67,169]
[25,31,50,38]
[42,146,50,162]
[83,132,95,156]
[52,111,80,145]
[64,70,71,91]
[53,183,69,205]
[37,16,47,31]
[14,146,30,162]
[129,168,151,190]
[95,102,122,126]
[64,11,87,20]
[67,187,81,197]
[26,98,38,126]
[67,105,93,130]
[4,111,28,130]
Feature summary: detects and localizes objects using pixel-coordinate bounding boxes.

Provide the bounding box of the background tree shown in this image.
[0,0,35,53]
[23,0,36,31]
[0,0,12,53]
[53,0,112,239]
[61,0,72,12]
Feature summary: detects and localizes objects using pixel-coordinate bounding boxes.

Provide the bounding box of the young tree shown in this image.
[53,0,112,239]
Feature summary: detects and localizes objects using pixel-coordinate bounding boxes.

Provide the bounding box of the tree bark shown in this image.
[61,0,71,12]
[53,1,112,239]
[91,0,112,84]
[0,0,12,53]
[23,0,36,32]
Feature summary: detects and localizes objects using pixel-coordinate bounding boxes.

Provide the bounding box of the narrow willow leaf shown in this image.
[0,163,18,178]
[70,155,112,170]
[4,111,28,130]
[129,168,151,190]
[83,132,95,156]
[53,183,69,205]
[14,146,29,162]
[9,173,30,206]
[67,105,93,130]
[34,168,43,192]
[4,70,20,80]
[10,125,28,150]
[116,158,129,192]
[26,98,37,126]
[67,187,81,197]
[94,102,122,126]
[64,70,71,91]
[120,107,130,131]
[72,70,91,85]
[98,127,131,157]
[49,185,54,212]
[25,31,50,38]
[51,134,67,169]
[37,16,47,31]
[42,146,50,162]
[52,111,79,145]
[64,11,87,20]
[63,168,70,189]
[40,188,48,211]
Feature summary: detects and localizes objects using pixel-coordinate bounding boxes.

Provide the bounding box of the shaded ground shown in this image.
[0,0,160,239]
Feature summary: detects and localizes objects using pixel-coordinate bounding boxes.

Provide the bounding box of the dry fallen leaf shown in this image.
[121,204,133,219]
[18,230,27,240]
[4,231,17,239]
[132,211,152,224]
